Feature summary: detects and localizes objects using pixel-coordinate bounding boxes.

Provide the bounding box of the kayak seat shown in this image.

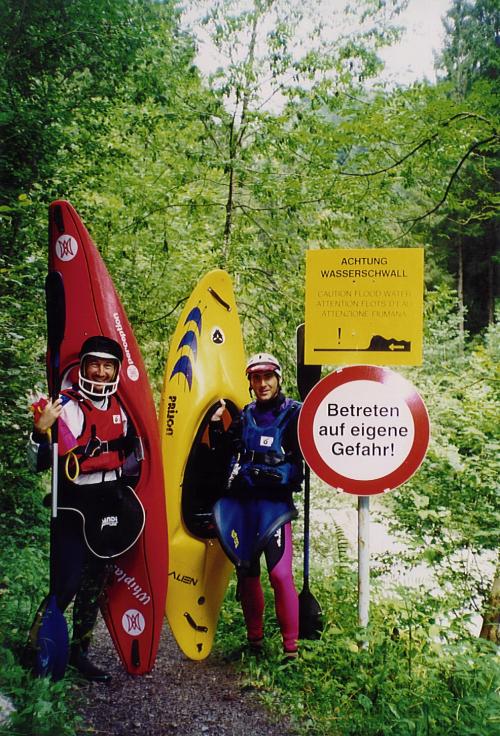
[182,400,239,539]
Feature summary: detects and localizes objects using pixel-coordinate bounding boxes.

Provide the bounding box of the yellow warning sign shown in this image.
[305,248,424,366]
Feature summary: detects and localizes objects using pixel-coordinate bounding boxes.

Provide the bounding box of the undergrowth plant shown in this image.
[215,574,499,736]
[0,531,82,735]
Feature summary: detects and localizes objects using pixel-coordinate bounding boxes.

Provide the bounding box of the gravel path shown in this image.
[74,617,298,736]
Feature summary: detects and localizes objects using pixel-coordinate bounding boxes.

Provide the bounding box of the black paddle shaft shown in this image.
[45,271,66,582]
[45,271,66,407]
[296,324,323,638]
[28,270,70,683]
[296,324,321,585]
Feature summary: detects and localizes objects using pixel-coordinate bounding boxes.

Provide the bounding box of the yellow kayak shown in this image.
[159,270,248,660]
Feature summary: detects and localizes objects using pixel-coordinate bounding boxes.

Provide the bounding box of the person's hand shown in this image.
[210,398,226,422]
[34,397,63,434]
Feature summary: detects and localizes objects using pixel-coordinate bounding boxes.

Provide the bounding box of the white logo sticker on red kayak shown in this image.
[122,608,145,636]
[127,365,139,382]
[55,235,78,262]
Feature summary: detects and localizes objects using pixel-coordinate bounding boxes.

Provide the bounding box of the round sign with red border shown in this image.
[298,365,430,495]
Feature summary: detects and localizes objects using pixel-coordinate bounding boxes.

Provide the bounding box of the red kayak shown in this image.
[47,200,167,675]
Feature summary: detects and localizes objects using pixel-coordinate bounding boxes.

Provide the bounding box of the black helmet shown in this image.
[79,336,123,398]
[79,336,123,363]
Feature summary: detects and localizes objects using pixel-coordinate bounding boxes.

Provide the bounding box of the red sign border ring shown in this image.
[297,365,430,496]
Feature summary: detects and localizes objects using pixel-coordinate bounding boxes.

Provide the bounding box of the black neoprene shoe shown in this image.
[248,638,264,656]
[70,652,111,683]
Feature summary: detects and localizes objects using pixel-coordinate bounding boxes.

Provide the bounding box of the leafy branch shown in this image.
[402,134,498,223]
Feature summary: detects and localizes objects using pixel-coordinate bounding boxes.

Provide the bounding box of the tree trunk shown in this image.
[221,6,259,265]
[488,220,499,325]
[479,562,500,644]
[457,232,465,342]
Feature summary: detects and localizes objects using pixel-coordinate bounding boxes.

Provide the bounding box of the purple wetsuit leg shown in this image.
[238,575,265,642]
[266,522,298,653]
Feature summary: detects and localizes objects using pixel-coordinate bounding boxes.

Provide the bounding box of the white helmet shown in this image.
[78,336,123,399]
[245,352,282,379]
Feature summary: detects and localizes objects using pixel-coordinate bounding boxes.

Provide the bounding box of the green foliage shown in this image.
[0,534,48,650]
[216,577,500,736]
[431,0,500,332]
[379,294,500,610]
[0,537,82,736]
[0,251,49,528]
[0,0,158,209]
[0,650,79,735]
[438,0,500,93]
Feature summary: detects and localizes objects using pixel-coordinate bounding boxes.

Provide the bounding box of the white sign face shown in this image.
[298,365,430,495]
[312,379,415,481]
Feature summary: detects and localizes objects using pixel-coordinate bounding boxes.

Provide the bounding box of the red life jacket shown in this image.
[61,389,126,473]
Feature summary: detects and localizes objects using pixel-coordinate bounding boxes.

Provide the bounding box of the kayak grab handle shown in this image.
[208,287,231,312]
[131,639,140,668]
[184,612,208,632]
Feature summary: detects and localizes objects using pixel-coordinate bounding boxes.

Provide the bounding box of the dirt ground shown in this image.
[74,617,298,736]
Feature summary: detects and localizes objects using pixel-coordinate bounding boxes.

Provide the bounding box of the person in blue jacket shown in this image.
[210,353,303,660]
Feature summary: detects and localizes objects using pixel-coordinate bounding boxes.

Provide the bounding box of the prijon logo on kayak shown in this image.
[164,395,178,436]
[114,565,151,605]
[168,570,199,586]
[113,312,140,382]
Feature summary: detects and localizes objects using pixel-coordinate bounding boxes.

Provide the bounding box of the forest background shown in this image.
[0,0,498,734]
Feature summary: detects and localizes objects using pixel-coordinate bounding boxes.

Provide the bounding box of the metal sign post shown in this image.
[358,496,370,641]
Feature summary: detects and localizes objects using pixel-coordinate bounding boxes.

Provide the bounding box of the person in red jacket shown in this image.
[29,336,142,682]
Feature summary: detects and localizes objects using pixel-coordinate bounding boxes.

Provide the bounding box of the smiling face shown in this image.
[249,370,280,402]
[82,356,118,394]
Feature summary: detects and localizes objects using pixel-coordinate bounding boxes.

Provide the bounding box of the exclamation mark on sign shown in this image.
[391,443,395,456]
[338,327,341,345]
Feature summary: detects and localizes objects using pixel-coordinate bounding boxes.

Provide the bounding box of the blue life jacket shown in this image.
[228,399,302,491]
